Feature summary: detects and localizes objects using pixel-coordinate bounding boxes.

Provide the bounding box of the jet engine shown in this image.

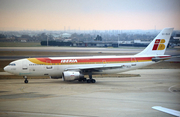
[62,71,84,81]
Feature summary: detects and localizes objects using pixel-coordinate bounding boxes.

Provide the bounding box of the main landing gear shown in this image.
[87,79,96,83]
[78,74,96,83]
[23,76,28,84]
[87,74,96,83]
[78,78,87,82]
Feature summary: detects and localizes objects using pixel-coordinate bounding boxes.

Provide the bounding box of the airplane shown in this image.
[152,106,180,117]
[4,28,174,84]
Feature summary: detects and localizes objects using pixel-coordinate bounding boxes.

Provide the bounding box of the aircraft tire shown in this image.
[87,79,91,83]
[91,79,96,83]
[24,80,28,84]
[78,78,87,82]
[87,79,96,83]
[83,78,87,82]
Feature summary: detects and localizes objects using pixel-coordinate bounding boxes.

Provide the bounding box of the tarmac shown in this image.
[0,69,180,117]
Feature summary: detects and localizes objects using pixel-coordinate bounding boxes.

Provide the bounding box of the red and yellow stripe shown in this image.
[27,56,162,65]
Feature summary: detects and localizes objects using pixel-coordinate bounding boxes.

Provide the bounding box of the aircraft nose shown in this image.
[4,66,9,72]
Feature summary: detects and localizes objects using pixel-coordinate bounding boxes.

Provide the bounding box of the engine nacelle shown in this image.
[62,71,84,81]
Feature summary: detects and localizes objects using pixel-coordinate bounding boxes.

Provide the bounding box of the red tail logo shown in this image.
[152,39,165,50]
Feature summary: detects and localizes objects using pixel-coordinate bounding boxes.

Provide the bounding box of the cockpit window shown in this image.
[8,63,16,66]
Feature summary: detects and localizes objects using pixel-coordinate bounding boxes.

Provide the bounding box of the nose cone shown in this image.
[4,66,9,72]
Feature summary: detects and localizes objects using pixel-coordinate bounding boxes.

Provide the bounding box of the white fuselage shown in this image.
[4,55,168,78]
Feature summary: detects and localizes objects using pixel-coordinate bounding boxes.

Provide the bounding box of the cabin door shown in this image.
[131,57,137,66]
[102,60,106,67]
[46,60,53,70]
[22,60,29,73]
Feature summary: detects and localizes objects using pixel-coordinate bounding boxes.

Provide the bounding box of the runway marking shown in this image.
[0,111,97,117]
[168,84,180,95]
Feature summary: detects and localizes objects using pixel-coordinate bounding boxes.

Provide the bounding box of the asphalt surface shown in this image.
[0,69,180,117]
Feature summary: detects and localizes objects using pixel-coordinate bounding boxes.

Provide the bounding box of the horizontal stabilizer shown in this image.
[152,55,180,62]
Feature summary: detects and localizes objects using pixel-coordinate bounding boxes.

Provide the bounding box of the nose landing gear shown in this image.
[23,76,28,83]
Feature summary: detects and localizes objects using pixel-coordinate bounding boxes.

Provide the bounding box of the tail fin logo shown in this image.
[152,39,165,50]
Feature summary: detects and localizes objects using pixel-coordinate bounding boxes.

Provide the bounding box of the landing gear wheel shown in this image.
[87,74,96,83]
[83,78,87,82]
[87,79,91,83]
[24,79,28,83]
[23,76,28,84]
[87,79,96,83]
[78,78,87,82]
[91,79,96,83]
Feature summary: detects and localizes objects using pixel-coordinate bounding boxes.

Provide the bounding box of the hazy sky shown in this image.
[0,0,180,31]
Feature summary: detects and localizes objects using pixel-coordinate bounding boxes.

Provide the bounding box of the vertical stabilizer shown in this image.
[136,28,174,56]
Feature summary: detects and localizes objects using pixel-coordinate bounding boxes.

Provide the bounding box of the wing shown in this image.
[152,106,180,117]
[64,64,125,72]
